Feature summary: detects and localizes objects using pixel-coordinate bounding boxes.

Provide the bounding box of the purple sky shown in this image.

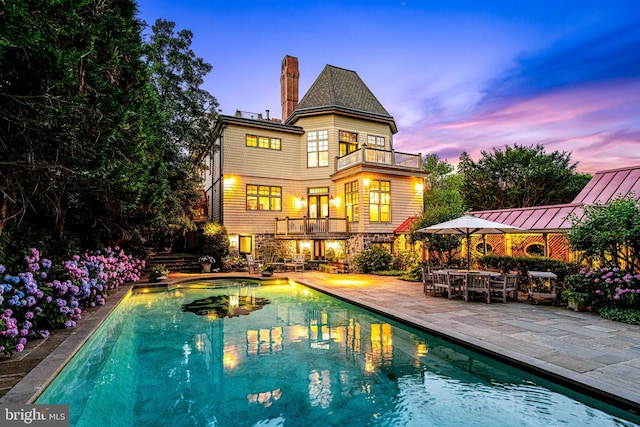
[136,0,640,174]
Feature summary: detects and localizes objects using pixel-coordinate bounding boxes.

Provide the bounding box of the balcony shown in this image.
[275,217,349,238]
[336,147,421,172]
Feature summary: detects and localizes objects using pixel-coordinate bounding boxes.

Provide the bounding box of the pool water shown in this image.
[37,280,640,426]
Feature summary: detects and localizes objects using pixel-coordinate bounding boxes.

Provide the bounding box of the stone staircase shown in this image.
[145,252,201,274]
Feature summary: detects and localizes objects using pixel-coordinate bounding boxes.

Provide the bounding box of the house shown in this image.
[203,56,429,263]
[469,165,640,262]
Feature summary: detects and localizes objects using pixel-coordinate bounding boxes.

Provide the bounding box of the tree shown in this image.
[411,154,466,267]
[458,144,591,211]
[567,195,640,271]
[142,19,220,250]
[0,0,167,250]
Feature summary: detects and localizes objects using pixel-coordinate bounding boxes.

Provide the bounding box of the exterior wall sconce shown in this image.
[363,178,370,187]
[300,196,307,207]
[330,195,341,207]
[415,182,424,194]
[223,176,236,190]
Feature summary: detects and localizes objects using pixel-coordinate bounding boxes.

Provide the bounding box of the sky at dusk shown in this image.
[136,0,640,174]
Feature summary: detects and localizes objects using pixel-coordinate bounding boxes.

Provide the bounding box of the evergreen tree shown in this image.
[142,19,220,250]
[0,0,167,251]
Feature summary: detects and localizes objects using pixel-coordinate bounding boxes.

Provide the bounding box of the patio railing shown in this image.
[275,217,349,236]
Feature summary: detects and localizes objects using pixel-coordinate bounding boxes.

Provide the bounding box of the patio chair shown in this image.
[432,271,463,299]
[246,254,262,274]
[490,274,518,303]
[285,254,305,272]
[465,273,491,303]
[421,265,434,295]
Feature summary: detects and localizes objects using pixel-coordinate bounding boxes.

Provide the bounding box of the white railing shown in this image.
[336,147,421,171]
[275,217,349,236]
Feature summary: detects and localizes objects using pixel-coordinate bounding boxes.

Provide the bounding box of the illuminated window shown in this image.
[339,130,358,157]
[239,236,252,254]
[367,135,385,148]
[246,134,281,150]
[307,130,328,167]
[345,181,359,222]
[246,185,281,211]
[369,180,390,222]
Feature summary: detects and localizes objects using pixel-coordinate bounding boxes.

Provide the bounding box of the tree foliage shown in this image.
[142,19,220,250]
[566,195,640,271]
[458,144,591,211]
[410,154,465,267]
[0,0,167,251]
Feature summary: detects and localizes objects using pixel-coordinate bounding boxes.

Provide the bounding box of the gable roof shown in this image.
[286,65,397,133]
[394,216,417,234]
[471,165,640,233]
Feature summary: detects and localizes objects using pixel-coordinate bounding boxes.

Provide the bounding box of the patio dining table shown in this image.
[433,270,502,302]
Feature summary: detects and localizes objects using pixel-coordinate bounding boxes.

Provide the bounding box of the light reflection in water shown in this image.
[35,281,640,427]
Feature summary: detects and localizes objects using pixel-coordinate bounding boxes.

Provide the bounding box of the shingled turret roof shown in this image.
[286,65,397,133]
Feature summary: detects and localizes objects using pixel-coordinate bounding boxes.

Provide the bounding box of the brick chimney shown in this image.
[280,55,299,121]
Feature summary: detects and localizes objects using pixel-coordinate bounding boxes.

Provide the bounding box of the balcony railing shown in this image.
[275,217,349,236]
[336,147,421,171]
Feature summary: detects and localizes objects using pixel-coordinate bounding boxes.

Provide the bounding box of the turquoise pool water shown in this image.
[37,279,639,426]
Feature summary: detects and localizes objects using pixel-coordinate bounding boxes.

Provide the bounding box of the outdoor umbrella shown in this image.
[416,214,524,268]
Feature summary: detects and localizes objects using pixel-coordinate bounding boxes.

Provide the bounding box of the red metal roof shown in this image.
[470,165,640,232]
[472,204,584,232]
[394,216,417,233]
[573,165,640,204]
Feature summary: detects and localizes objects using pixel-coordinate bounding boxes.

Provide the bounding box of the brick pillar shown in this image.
[281,55,299,121]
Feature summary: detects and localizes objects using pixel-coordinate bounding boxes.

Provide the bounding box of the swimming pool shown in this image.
[37,279,640,426]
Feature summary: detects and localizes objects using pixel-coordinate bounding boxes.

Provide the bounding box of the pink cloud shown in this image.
[394,79,640,174]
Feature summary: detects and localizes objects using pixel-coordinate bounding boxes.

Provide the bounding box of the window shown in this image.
[246,185,282,211]
[339,130,358,157]
[246,134,281,150]
[239,236,253,254]
[475,242,493,254]
[345,181,359,222]
[369,180,390,222]
[367,135,385,149]
[525,243,545,257]
[307,130,328,167]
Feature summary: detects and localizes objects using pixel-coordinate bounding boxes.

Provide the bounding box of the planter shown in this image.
[150,274,168,283]
[567,296,587,312]
[201,262,212,273]
[261,270,274,277]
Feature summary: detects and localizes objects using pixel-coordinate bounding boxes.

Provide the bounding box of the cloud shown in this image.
[481,23,640,107]
[395,79,640,174]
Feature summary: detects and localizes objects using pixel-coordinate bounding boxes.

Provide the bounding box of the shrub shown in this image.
[352,246,392,273]
[597,306,640,325]
[478,254,577,284]
[391,251,418,271]
[0,246,144,355]
[202,222,230,263]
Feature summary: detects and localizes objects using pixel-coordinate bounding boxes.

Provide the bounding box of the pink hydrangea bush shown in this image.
[566,265,640,310]
[0,247,144,355]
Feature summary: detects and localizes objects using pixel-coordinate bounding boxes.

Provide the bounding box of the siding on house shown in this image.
[203,57,428,259]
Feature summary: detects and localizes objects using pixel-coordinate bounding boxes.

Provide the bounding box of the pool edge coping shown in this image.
[0,285,134,404]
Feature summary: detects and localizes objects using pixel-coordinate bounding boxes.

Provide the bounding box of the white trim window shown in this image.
[307,130,329,167]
